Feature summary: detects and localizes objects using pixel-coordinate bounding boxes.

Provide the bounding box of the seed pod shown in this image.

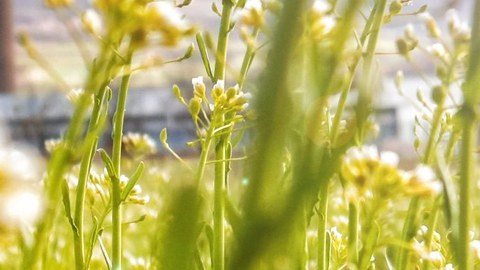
[431,85,446,104]
[389,0,402,16]
[396,38,410,57]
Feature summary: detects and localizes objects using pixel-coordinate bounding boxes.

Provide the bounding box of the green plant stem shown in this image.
[111,52,133,270]
[455,3,480,266]
[395,97,445,269]
[317,182,329,270]
[348,202,359,266]
[420,197,441,270]
[213,0,234,81]
[73,86,109,270]
[356,0,387,142]
[457,117,475,269]
[239,28,259,89]
[212,2,234,270]
[358,219,379,270]
[395,197,419,270]
[24,46,114,270]
[214,129,227,270]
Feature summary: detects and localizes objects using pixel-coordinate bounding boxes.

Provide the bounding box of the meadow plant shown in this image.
[2,0,480,269]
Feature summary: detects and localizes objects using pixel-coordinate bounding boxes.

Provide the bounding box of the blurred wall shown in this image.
[0,0,14,93]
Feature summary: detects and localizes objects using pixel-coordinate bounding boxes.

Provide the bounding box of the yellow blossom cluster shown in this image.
[341,145,441,200]
[122,132,157,158]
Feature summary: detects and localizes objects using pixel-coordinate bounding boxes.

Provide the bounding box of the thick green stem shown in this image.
[457,118,475,269]
[358,220,379,270]
[455,2,480,268]
[347,202,359,266]
[317,182,329,270]
[212,2,234,270]
[214,133,227,270]
[213,0,234,81]
[111,53,133,270]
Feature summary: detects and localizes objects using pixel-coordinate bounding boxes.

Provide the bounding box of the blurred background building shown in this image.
[0,0,472,160]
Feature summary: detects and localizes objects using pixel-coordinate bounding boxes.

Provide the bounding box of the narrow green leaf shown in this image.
[61,178,77,235]
[176,0,192,7]
[121,161,145,202]
[196,33,214,80]
[205,224,214,267]
[417,5,427,13]
[98,148,118,179]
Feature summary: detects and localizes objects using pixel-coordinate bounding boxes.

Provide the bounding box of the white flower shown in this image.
[312,0,331,14]
[214,80,225,90]
[244,0,262,11]
[81,9,103,35]
[380,151,399,167]
[192,76,204,87]
[146,1,189,31]
[4,191,43,226]
[427,251,444,268]
[405,164,442,197]
[427,43,447,59]
[444,264,454,270]
[471,240,480,259]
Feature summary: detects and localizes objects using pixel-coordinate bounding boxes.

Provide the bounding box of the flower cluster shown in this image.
[89,170,150,206]
[413,225,450,268]
[235,0,265,28]
[305,1,336,40]
[341,145,441,201]
[88,0,194,47]
[122,132,157,158]
[173,76,250,142]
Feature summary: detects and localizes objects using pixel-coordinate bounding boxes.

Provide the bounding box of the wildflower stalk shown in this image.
[24,44,116,270]
[317,182,329,270]
[229,0,307,267]
[356,0,387,142]
[212,1,234,269]
[396,72,449,270]
[73,86,109,270]
[456,2,480,267]
[420,197,441,270]
[239,28,259,88]
[111,49,134,270]
[347,202,359,265]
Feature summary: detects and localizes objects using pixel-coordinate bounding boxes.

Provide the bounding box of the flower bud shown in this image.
[189,97,202,118]
[389,0,402,16]
[421,13,441,38]
[192,76,206,98]
[225,86,238,100]
[396,38,410,57]
[81,9,103,36]
[431,85,446,104]
[394,70,404,90]
[172,84,185,104]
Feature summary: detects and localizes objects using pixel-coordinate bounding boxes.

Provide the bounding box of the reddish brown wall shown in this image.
[0,0,14,93]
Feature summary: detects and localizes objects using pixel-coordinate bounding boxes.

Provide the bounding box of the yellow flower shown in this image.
[144,1,193,46]
[122,132,157,157]
[44,0,72,8]
[404,165,441,197]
